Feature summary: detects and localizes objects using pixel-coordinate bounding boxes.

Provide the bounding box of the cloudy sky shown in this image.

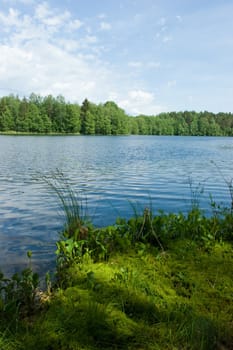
[0,0,232,115]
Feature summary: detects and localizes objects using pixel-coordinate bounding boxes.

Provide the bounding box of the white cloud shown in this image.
[128,61,160,70]
[3,0,35,4]
[34,2,49,20]
[163,35,172,43]
[67,19,83,31]
[108,91,118,101]
[129,90,154,101]
[35,2,71,28]
[155,18,168,42]
[0,8,21,28]
[158,17,166,26]
[0,38,110,102]
[98,13,106,19]
[147,61,160,69]
[128,61,142,68]
[57,39,79,52]
[100,21,112,31]
[118,90,165,115]
[58,35,98,52]
[167,80,177,87]
[0,2,165,115]
[0,3,111,103]
[20,0,34,3]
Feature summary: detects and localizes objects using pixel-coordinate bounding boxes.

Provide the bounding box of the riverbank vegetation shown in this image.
[0,178,233,349]
[0,93,233,135]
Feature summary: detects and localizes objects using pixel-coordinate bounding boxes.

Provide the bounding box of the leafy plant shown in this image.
[0,253,39,329]
[127,207,164,250]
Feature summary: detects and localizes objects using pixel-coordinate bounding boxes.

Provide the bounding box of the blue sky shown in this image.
[0,0,232,115]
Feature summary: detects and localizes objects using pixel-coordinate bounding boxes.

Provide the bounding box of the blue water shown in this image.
[0,135,233,275]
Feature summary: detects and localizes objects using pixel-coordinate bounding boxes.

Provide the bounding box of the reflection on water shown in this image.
[0,135,233,275]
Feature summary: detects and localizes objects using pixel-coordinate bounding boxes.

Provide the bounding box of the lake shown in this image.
[0,135,233,275]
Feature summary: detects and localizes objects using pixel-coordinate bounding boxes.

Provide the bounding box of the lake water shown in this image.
[0,135,233,275]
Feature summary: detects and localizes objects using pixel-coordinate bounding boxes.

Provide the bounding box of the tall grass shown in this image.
[39,170,89,239]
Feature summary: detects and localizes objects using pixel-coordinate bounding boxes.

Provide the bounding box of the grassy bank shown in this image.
[0,180,233,349]
[0,237,232,349]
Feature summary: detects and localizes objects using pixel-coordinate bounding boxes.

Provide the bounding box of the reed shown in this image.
[39,170,89,239]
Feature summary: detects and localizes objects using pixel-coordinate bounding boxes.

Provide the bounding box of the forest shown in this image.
[0,93,233,136]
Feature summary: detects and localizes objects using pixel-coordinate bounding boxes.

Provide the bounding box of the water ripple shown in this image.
[0,135,233,275]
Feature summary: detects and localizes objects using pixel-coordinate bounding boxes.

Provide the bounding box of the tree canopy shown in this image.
[0,93,232,136]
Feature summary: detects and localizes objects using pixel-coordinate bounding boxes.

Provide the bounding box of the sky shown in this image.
[0,0,233,115]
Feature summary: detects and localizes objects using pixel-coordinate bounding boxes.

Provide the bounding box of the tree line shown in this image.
[0,93,233,136]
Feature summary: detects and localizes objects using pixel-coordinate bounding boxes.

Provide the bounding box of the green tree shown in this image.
[216,113,233,136]
[80,99,95,135]
[29,93,43,107]
[198,113,210,136]
[15,98,31,131]
[190,115,199,136]
[135,116,148,134]
[40,112,52,133]
[27,103,44,132]
[53,95,67,132]
[0,93,233,136]
[129,117,139,134]
[158,117,174,135]
[4,95,20,127]
[103,101,129,135]
[0,98,14,131]
[173,112,189,135]
[42,95,56,132]
[65,104,81,133]
[94,104,111,135]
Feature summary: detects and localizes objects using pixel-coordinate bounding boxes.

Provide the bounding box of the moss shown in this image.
[1,236,233,349]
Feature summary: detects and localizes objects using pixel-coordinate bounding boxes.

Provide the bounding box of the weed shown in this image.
[0,253,39,331]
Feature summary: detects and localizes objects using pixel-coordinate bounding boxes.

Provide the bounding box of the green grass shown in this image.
[1,238,232,350]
